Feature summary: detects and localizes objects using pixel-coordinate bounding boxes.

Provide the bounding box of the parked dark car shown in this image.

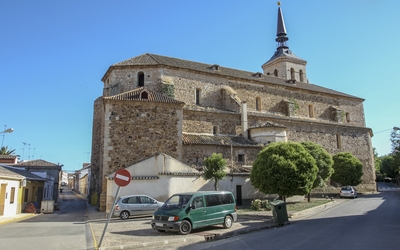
[339,186,358,199]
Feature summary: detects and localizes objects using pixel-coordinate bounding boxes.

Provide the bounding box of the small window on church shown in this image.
[140,91,148,99]
[238,154,245,162]
[308,104,314,118]
[346,112,351,122]
[336,133,342,149]
[274,69,278,77]
[256,97,261,111]
[213,126,218,135]
[290,68,295,80]
[299,70,304,82]
[138,72,144,87]
[196,89,201,105]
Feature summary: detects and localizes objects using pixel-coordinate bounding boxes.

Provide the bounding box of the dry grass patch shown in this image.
[237,198,332,214]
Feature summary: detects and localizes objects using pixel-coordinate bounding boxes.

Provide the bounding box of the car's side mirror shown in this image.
[190,204,196,210]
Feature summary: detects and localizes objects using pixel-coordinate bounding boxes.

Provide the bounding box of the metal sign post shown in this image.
[98,169,131,248]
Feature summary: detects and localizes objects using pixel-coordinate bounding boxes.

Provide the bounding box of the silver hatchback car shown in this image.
[114,195,164,220]
[339,186,358,199]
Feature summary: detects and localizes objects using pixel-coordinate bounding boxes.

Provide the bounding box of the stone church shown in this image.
[90,6,375,211]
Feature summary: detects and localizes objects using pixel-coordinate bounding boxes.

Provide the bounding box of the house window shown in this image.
[238,154,245,162]
[346,112,351,122]
[10,187,15,204]
[308,104,314,118]
[195,89,201,105]
[256,97,261,111]
[336,133,342,149]
[274,69,278,77]
[138,72,144,87]
[290,68,295,80]
[299,70,304,82]
[24,189,28,202]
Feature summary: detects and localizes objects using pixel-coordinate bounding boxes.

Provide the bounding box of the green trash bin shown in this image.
[270,200,289,225]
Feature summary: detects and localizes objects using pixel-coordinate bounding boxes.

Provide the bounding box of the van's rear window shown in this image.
[205,194,234,207]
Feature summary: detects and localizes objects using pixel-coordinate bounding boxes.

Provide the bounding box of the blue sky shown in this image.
[1,1,399,172]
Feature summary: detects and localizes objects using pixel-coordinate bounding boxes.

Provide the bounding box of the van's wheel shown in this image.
[178,220,192,235]
[223,215,233,229]
[119,211,130,220]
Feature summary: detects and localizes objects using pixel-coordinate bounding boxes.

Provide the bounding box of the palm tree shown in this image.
[0,146,16,155]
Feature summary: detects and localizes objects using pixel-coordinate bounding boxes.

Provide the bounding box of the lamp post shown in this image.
[1,126,14,147]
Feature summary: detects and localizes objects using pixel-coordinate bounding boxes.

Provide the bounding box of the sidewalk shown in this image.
[0,212,37,225]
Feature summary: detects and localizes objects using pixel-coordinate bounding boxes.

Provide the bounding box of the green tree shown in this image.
[390,128,400,179]
[301,142,334,201]
[0,146,16,155]
[380,155,396,179]
[203,153,227,191]
[373,148,387,182]
[331,152,363,186]
[250,141,318,201]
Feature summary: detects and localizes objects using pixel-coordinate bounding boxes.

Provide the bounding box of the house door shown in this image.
[0,184,7,215]
[236,185,242,206]
[37,187,43,209]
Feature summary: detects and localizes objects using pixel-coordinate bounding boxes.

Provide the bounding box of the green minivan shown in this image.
[151,191,237,235]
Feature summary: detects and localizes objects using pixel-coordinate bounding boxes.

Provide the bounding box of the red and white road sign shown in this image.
[114,169,131,187]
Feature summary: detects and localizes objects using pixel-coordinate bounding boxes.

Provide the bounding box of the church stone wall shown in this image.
[102,66,366,130]
[182,144,262,168]
[103,100,184,178]
[183,110,241,135]
[90,98,104,196]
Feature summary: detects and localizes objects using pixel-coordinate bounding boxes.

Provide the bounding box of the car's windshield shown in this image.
[161,194,193,209]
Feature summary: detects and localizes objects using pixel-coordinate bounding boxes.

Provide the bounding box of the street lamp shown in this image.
[1,126,14,147]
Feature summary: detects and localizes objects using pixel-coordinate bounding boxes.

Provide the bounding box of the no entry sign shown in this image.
[114,169,132,187]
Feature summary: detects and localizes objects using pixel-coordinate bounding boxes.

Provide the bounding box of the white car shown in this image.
[339,186,358,199]
[113,195,164,220]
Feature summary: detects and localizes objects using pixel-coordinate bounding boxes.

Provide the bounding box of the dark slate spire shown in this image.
[276,2,288,50]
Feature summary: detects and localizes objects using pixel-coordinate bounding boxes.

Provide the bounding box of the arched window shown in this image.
[346,112,351,122]
[256,97,261,111]
[299,70,304,82]
[140,91,148,99]
[274,69,278,77]
[290,68,295,80]
[308,104,314,118]
[138,72,144,87]
[336,133,342,149]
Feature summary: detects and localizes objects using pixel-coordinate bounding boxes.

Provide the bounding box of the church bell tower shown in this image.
[262,2,308,83]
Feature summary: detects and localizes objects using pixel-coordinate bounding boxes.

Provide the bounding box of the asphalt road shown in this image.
[183,182,400,250]
[0,187,94,250]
